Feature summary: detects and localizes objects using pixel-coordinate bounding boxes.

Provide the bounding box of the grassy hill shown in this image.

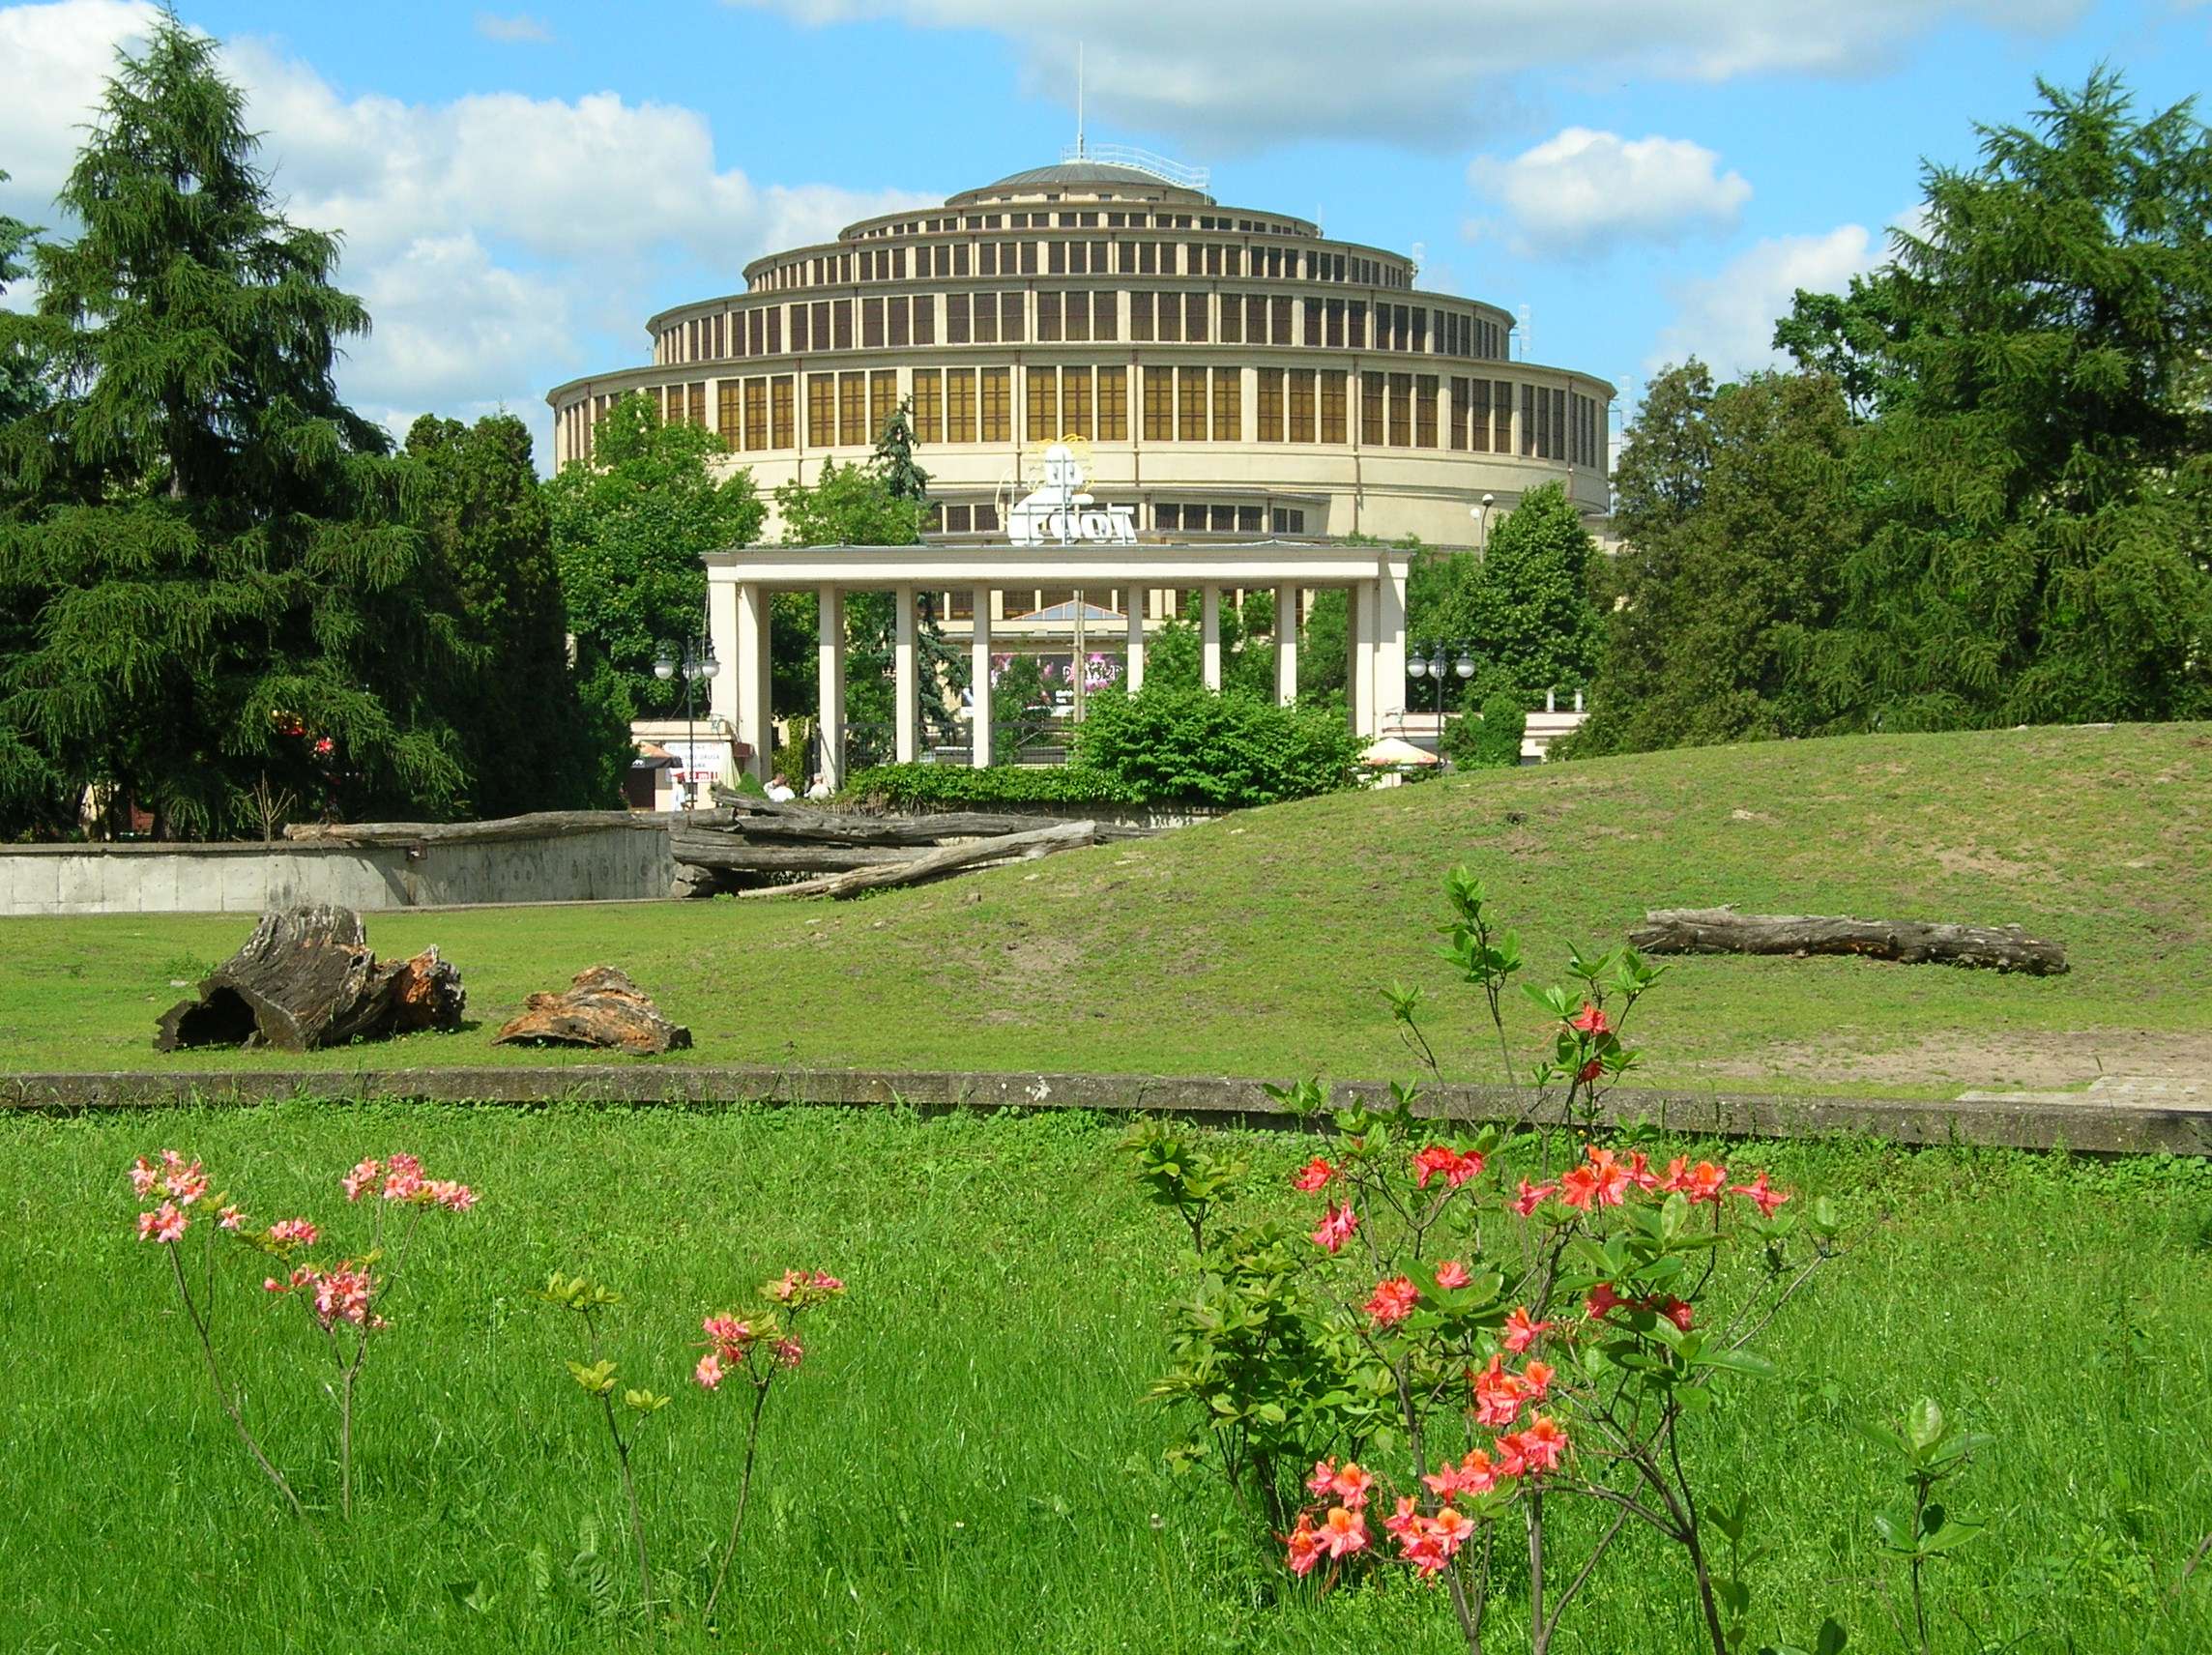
[4,722,2206,1094]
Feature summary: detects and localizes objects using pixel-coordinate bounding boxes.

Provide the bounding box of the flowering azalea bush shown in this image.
[538,1263,847,1628]
[1127,874,1842,1655]
[130,1147,476,1521]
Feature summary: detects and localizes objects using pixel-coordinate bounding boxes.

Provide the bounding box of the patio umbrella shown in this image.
[1361,736,1439,767]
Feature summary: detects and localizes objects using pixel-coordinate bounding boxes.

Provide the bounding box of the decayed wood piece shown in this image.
[282,809,670,848]
[492,966,692,1054]
[740,820,1096,900]
[155,906,469,1052]
[669,833,932,875]
[1628,908,2068,975]
[702,785,1154,842]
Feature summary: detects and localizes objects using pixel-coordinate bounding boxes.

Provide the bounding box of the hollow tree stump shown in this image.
[155,906,469,1053]
[1627,908,2068,974]
[492,966,692,1055]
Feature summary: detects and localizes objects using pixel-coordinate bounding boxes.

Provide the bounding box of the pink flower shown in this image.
[1430,1505,1476,1553]
[380,1153,425,1204]
[1577,1058,1604,1083]
[217,1205,243,1231]
[805,1270,845,1293]
[1568,1002,1612,1036]
[1424,1449,1499,1501]
[1730,1171,1790,1218]
[129,1157,160,1198]
[1586,1282,1624,1320]
[1577,1146,1632,1206]
[1311,1203,1359,1255]
[1659,1157,1730,1205]
[340,1159,381,1202]
[311,1263,375,1328]
[1306,1459,1339,1497]
[1521,1359,1556,1401]
[267,1218,319,1246]
[1660,1297,1696,1331]
[1510,1178,1557,1218]
[162,1155,207,1206]
[703,1314,755,1355]
[264,1266,311,1294]
[1364,1276,1418,1326]
[1434,1259,1471,1291]
[1291,1156,1337,1192]
[1319,1506,1369,1559]
[312,737,335,757]
[137,1203,187,1244]
[1471,1354,1527,1428]
[427,1179,478,1213]
[694,1350,725,1390]
[773,1336,805,1369]
[1284,1516,1324,1577]
[1412,1145,1483,1189]
[1382,1494,1422,1539]
[1513,1415,1569,1474]
[1330,1463,1375,1509]
[1502,1306,1553,1353]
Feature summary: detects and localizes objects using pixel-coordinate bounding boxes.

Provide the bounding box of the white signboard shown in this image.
[1005,441,1137,545]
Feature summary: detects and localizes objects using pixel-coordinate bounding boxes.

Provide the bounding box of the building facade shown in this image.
[546,153,1614,549]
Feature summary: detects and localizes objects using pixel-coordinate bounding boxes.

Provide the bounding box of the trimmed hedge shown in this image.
[841,764,1145,811]
[843,688,1368,811]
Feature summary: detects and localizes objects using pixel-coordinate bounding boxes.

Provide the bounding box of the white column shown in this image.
[893,585,917,764]
[1274,584,1298,707]
[707,575,740,731]
[1201,585,1222,691]
[735,581,771,784]
[1377,556,1410,735]
[1125,590,1146,694]
[1353,580,1380,738]
[971,589,993,769]
[816,584,845,791]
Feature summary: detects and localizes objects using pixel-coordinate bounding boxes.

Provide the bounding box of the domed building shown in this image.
[546,150,1612,787]
[546,150,1613,545]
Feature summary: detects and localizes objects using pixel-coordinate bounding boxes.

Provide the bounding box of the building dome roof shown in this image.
[946,160,1214,208]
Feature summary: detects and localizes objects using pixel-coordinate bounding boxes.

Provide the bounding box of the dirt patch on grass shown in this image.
[1929,845,2051,883]
[1704,1030,2212,1089]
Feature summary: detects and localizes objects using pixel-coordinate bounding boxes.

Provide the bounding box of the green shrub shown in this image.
[1443,691,1528,769]
[840,764,1144,811]
[1068,685,1366,807]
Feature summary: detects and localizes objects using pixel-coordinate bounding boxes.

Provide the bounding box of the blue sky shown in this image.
[3,0,2207,464]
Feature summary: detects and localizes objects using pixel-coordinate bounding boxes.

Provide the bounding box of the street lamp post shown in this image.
[654,636,721,809]
[1406,640,1478,744]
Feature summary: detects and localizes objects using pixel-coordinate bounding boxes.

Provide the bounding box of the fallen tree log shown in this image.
[156,906,468,1052]
[1627,908,2068,975]
[705,784,1156,842]
[740,820,1096,900]
[492,966,690,1055]
[283,809,669,849]
[669,834,931,875]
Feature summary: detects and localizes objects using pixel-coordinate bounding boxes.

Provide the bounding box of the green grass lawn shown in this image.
[4,1102,2209,1653]
[3,723,2206,1097]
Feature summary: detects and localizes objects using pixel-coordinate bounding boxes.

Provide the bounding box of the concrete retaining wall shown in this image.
[5,1064,2205,1157]
[0,823,674,915]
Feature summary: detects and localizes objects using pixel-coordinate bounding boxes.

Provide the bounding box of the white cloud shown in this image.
[1645,224,1879,377]
[0,0,933,460]
[474,11,553,43]
[1469,128,1749,256]
[726,0,2086,148]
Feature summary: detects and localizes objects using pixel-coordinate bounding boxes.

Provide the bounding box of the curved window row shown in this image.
[741,231,1410,300]
[655,287,1505,368]
[558,365,1606,471]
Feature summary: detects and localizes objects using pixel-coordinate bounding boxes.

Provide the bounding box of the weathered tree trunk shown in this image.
[492,966,691,1055]
[697,796,1151,844]
[740,820,1096,900]
[155,906,469,1052]
[1628,908,2068,974]
[668,833,933,875]
[282,810,671,848]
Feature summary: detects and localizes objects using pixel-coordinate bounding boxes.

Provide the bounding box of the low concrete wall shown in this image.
[4,1064,2206,1157]
[0,822,674,915]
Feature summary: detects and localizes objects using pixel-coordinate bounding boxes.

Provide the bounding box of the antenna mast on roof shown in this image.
[1075,43,1086,159]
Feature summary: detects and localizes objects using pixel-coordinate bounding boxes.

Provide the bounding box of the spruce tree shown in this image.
[406,413,626,811]
[0,18,470,836]
[1783,72,2212,727]
[1464,483,1606,705]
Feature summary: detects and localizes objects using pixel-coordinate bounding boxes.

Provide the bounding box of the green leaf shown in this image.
[1907,1398,1946,1453]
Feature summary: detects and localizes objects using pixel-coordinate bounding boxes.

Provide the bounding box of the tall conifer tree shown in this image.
[0,17,470,836]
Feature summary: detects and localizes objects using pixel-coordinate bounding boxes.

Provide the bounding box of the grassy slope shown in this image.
[3,1104,2208,1653]
[2,723,2205,1095]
